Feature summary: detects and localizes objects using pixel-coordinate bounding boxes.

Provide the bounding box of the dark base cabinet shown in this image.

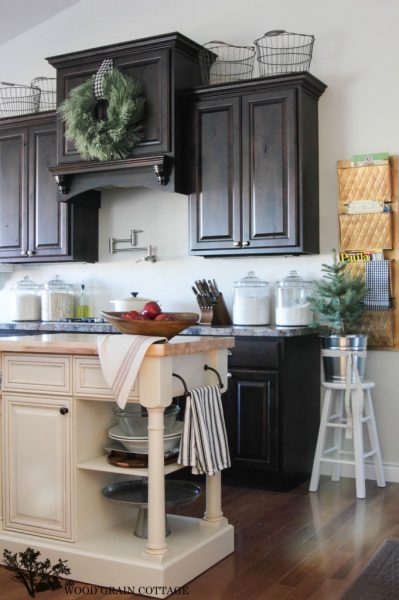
[172,334,321,491]
[222,336,321,490]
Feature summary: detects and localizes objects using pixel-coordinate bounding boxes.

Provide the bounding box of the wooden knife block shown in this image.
[199,294,232,326]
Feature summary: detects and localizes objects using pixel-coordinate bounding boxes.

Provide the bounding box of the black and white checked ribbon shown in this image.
[93,58,114,100]
[364,260,391,310]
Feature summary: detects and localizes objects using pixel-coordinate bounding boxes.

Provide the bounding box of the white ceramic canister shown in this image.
[10,275,41,321]
[110,292,156,312]
[232,271,270,325]
[275,270,313,327]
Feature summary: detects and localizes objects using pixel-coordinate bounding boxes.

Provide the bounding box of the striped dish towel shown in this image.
[97,334,165,409]
[178,385,231,476]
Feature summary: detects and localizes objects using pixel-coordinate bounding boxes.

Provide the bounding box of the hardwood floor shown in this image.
[1,476,398,599]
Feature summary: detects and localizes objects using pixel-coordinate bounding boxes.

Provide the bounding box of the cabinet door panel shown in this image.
[189,97,241,251]
[117,52,169,152]
[29,121,69,257]
[0,127,28,257]
[225,369,279,472]
[242,88,297,248]
[57,49,170,163]
[4,393,72,539]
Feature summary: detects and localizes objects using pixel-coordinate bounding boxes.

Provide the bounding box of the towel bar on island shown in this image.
[172,364,223,398]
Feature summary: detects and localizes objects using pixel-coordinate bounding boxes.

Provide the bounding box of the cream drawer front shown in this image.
[73,357,139,399]
[3,354,72,395]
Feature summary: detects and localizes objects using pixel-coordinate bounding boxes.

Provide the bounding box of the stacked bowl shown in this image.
[108,404,182,454]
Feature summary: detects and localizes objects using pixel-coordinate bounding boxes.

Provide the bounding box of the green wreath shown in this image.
[59,69,145,161]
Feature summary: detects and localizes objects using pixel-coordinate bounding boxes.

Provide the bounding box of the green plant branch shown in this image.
[308,249,368,336]
[3,547,71,597]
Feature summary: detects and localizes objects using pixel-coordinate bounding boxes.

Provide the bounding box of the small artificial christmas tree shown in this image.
[308,250,368,336]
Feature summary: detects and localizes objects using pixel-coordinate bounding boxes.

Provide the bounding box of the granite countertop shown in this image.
[0,333,235,356]
[0,321,316,337]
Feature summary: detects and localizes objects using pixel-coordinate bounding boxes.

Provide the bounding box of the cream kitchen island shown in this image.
[0,334,234,598]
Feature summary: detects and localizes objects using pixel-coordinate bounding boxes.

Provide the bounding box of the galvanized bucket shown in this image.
[321,335,368,383]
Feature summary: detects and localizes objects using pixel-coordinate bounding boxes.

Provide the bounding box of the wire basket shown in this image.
[199,41,256,85]
[30,77,56,111]
[0,82,41,117]
[254,30,315,76]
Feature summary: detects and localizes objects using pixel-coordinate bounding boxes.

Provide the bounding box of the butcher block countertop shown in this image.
[0,333,234,356]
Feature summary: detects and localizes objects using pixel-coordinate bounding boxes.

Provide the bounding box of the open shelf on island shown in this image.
[77,454,186,477]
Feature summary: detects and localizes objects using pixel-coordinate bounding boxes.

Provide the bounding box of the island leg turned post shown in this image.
[202,472,228,528]
[144,406,168,557]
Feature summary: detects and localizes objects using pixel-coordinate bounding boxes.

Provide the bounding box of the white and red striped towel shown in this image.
[97,334,165,409]
[178,384,231,476]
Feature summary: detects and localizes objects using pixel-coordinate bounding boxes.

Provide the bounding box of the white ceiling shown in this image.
[0,0,80,45]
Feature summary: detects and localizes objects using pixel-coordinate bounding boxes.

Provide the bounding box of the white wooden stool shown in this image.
[309,379,385,499]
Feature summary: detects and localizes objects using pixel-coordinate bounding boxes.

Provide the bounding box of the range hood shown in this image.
[46,32,203,200]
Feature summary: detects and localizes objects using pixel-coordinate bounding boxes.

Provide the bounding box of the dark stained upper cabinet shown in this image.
[46,32,203,198]
[0,125,28,258]
[0,113,99,263]
[187,73,326,256]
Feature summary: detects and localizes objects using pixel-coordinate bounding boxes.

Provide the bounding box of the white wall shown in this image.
[1,0,399,473]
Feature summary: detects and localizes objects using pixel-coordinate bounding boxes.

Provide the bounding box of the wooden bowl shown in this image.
[100,311,199,339]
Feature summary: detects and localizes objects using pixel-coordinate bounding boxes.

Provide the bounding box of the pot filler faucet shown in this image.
[108,229,157,262]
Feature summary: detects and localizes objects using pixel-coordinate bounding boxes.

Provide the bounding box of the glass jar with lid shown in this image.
[41,275,75,321]
[275,270,313,327]
[10,275,41,321]
[232,271,270,325]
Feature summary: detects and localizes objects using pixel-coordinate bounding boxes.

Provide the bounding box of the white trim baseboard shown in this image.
[321,461,399,483]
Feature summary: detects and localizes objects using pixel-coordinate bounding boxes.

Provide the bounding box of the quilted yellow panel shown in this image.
[338,164,392,204]
[344,261,366,281]
[360,310,394,347]
[339,213,392,250]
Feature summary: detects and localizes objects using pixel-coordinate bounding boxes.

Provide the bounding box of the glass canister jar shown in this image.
[41,275,75,321]
[232,271,270,325]
[10,275,41,321]
[275,270,313,327]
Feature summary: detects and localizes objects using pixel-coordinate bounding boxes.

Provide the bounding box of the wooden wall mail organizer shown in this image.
[337,156,398,349]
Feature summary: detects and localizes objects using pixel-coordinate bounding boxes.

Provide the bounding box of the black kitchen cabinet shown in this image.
[225,369,279,474]
[222,335,320,490]
[187,73,326,256]
[0,112,99,263]
[46,32,203,197]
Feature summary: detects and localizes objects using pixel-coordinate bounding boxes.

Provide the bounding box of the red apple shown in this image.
[121,310,139,320]
[141,301,162,319]
[134,314,151,320]
[155,313,176,321]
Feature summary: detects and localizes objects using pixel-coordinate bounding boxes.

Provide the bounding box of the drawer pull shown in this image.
[60,407,69,415]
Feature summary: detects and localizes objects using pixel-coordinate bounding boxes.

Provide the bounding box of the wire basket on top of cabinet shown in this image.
[199,41,256,85]
[254,30,315,76]
[30,77,56,111]
[0,82,41,117]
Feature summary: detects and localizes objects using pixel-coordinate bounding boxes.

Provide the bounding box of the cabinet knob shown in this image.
[20,250,27,256]
[27,250,35,257]
[233,241,241,247]
[59,407,69,415]
[242,241,250,247]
